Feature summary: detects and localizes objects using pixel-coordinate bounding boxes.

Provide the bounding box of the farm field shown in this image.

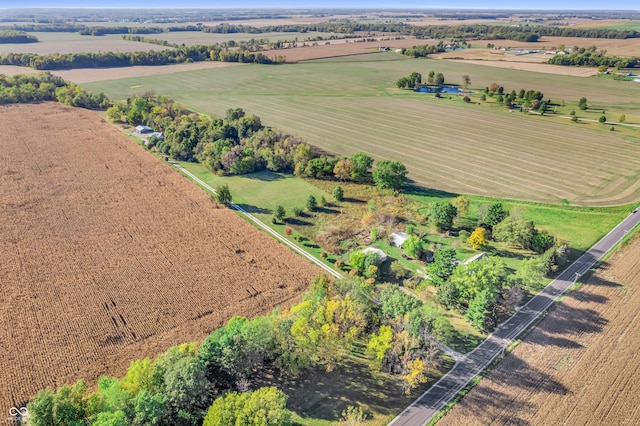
[84,59,640,206]
[0,103,321,417]
[439,235,640,425]
[0,32,165,55]
[149,30,350,45]
[442,58,599,77]
[471,36,640,56]
[260,38,423,62]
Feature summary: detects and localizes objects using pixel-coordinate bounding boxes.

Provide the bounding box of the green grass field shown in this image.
[85,57,640,206]
[0,32,164,55]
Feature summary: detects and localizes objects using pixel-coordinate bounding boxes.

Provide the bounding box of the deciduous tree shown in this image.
[431,202,457,231]
[426,247,457,286]
[372,160,407,192]
[468,227,489,250]
[333,158,355,181]
[350,152,374,182]
[215,184,232,206]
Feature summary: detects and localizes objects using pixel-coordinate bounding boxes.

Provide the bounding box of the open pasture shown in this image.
[0,31,166,55]
[440,236,640,425]
[84,59,640,206]
[0,103,321,417]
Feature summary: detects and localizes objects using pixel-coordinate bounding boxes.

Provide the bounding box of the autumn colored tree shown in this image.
[333,158,355,181]
[468,227,489,250]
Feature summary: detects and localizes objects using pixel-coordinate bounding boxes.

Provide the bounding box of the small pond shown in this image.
[414,86,463,94]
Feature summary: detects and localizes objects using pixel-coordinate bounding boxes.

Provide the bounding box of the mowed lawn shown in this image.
[84,57,640,206]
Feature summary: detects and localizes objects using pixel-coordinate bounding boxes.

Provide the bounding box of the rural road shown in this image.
[389,208,640,426]
[167,161,343,280]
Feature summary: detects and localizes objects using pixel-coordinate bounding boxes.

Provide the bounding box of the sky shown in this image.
[1,1,638,11]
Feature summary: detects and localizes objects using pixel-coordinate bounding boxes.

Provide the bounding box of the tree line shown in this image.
[0,73,109,109]
[548,50,638,69]
[111,95,408,192]
[0,30,38,43]
[0,42,281,70]
[3,20,637,41]
[26,275,449,425]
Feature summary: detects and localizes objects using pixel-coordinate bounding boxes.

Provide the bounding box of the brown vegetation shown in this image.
[440,236,640,425]
[0,103,320,414]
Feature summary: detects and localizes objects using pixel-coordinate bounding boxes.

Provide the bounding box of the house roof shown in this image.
[363,247,387,262]
[390,232,409,247]
[463,252,488,265]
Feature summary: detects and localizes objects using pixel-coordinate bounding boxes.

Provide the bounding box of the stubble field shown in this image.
[84,59,640,206]
[0,103,320,416]
[440,236,640,425]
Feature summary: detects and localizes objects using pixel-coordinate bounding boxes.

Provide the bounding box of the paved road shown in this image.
[390,208,640,426]
[167,161,343,280]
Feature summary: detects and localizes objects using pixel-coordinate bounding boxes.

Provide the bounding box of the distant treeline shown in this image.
[1,21,638,41]
[0,43,282,70]
[548,49,639,68]
[0,73,109,109]
[121,34,179,48]
[0,30,38,43]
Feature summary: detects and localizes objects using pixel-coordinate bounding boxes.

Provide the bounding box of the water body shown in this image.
[414,86,463,94]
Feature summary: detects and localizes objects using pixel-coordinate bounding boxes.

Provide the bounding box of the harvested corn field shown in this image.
[0,103,321,416]
[440,236,640,425]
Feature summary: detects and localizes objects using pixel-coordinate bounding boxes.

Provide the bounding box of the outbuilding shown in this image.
[362,247,388,263]
[390,232,409,248]
[463,252,488,265]
[135,125,153,134]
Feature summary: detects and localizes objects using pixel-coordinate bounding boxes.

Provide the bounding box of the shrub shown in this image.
[463,95,471,103]
[285,227,292,236]
[306,195,317,212]
[332,185,344,202]
[599,115,607,123]
[320,251,328,258]
[334,259,345,270]
[293,207,303,216]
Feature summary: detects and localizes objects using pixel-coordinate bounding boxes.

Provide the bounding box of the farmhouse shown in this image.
[135,125,153,133]
[390,231,409,247]
[363,247,387,262]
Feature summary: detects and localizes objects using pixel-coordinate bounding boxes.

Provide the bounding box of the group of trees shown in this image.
[0,73,110,109]
[0,42,280,70]
[548,49,638,69]
[27,275,448,424]
[0,29,38,43]
[405,201,562,330]
[396,70,446,89]
[112,97,410,192]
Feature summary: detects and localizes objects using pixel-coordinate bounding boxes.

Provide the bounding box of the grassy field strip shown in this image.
[169,161,343,280]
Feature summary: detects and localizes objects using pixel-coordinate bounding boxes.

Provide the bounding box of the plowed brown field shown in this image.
[440,237,640,425]
[0,103,321,416]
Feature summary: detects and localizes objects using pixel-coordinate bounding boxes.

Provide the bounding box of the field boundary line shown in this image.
[168,161,343,280]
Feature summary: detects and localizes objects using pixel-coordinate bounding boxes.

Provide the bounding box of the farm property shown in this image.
[84,59,640,206]
[0,103,321,416]
[439,236,640,425]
